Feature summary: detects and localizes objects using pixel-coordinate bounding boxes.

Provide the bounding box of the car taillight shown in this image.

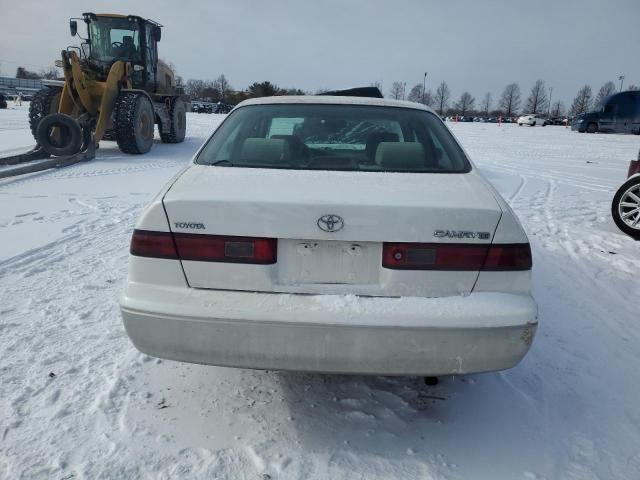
[382,243,531,271]
[173,233,277,264]
[130,230,277,264]
[130,230,178,259]
[482,244,532,271]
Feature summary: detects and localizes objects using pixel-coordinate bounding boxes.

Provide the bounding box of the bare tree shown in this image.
[389,81,404,100]
[406,84,422,103]
[406,83,433,105]
[498,83,521,117]
[525,79,548,114]
[213,74,233,103]
[39,67,60,79]
[434,81,451,116]
[201,81,220,101]
[594,81,616,107]
[550,101,565,118]
[455,92,475,116]
[185,79,205,100]
[480,92,492,116]
[569,85,592,116]
[627,85,639,91]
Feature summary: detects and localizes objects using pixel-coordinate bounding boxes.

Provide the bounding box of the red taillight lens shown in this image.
[482,244,532,271]
[130,230,277,264]
[382,242,531,271]
[383,243,488,270]
[130,230,178,259]
[174,233,277,264]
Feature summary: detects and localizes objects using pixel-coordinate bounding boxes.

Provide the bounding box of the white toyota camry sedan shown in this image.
[120,95,537,376]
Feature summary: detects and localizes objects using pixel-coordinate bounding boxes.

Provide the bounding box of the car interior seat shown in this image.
[365,132,399,162]
[375,142,429,170]
[238,138,291,166]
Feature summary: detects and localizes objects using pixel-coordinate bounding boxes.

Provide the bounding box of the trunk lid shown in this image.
[162,165,503,297]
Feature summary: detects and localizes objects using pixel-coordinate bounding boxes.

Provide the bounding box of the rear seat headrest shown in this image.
[365,131,399,160]
[239,138,291,165]
[375,142,426,170]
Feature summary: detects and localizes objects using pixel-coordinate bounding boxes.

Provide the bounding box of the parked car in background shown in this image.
[0,93,7,109]
[120,95,537,376]
[572,91,640,134]
[517,114,548,126]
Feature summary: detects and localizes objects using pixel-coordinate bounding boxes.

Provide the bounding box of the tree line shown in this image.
[395,79,639,118]
[185,74,304,105]
[11,65,640,118]
[14,66,60,80]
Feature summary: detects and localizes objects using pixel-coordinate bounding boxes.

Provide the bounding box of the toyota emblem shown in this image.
[317,214,344,233]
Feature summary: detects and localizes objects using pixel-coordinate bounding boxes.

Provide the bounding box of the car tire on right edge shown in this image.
[612,176,640,240]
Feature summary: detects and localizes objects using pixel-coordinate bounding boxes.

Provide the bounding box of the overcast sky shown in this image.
[1,0,638,106]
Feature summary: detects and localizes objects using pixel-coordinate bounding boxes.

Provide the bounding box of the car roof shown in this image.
[237,95,436,113]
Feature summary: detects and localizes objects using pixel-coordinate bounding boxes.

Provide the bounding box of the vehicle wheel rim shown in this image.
[619,183,640,230]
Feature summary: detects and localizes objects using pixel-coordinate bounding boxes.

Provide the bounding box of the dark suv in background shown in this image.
[573,91,640,134]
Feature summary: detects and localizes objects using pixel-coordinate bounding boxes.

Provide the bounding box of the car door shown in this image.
[631,94,640,134]
[613,94,634,133]
[598,101,615,132]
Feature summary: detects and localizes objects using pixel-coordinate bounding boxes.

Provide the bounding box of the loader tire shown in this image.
[102,128,116,141]
[160,99,186,144]
[36,113,83,157]
[114,92,155,154]
[29,87,62,140]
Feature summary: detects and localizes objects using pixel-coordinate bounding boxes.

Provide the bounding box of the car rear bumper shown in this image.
[120,284,538,376]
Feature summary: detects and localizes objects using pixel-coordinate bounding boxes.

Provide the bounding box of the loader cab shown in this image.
[73,13,162,92]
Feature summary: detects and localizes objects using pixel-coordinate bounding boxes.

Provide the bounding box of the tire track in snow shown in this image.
[0,195,146,478]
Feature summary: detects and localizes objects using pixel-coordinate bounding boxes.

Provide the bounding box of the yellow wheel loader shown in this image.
[0,13,189,178]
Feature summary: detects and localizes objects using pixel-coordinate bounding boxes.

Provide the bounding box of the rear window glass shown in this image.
[196,104,471,173]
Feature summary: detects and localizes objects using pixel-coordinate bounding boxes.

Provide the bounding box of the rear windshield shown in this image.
[196,104,471,173]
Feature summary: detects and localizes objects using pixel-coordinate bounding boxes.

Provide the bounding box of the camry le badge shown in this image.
[434,229,491,240]
[317,214,344,233]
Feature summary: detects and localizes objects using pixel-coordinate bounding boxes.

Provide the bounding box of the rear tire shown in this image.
[29,87,62,140]
[612,176,640,240]
[114,92,155,154]
[586,122,598,133]
[160,99,186,143]
[102,128,116,141]
[531,121,536,126]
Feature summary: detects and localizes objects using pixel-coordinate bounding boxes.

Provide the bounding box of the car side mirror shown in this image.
[152,26,161,42]
[70,20,78,37]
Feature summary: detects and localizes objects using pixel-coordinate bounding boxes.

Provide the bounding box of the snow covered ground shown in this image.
[1,105,639,479]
